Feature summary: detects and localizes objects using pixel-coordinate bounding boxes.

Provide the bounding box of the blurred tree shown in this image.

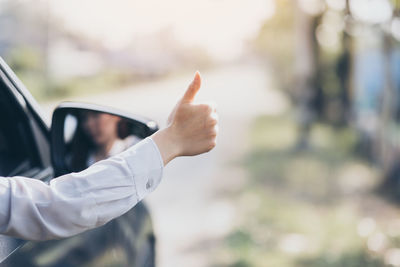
[293,0,324,149]
[335,0,353,125]
[378,0,400,194]
[385,0,400,152]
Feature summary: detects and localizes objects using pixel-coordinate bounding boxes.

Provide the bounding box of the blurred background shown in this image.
[2,0,400,266]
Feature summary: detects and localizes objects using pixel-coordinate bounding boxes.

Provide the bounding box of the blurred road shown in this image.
[43,63,288,266]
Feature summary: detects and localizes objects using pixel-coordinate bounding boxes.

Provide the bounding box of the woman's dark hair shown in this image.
[69,112,95,172]
[68,111,131,172]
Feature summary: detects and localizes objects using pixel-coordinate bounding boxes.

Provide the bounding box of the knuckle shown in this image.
[208,127,217,137]
[208,140,217,151]
[213,125,219,135]
[200,104,213,114]
[207,118,218,127]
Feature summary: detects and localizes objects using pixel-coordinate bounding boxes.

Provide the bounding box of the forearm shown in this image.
[0,137,163,241]
[151,128,180,166]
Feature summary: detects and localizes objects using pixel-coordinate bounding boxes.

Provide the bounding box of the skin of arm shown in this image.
[152,71,218,165]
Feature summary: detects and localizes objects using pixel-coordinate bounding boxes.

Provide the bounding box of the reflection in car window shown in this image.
[0,84,36,176]
[64,114,78,144]
[64,112,141,173]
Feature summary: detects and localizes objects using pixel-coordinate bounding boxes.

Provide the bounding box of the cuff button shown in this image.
[146,179,153,190]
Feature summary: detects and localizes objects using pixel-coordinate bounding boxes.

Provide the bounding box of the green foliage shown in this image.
[296,250,384,267]
[253,0,295,60]
[46,70,136,100]
[6,46,43,72]
[4,46,48,99]
[3,45,148,102]
[252,0,295,91]
[214,114,397,267]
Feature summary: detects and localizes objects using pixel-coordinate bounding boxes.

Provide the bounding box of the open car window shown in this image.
[0,81,40,177]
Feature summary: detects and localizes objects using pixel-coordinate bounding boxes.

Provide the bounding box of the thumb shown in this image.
[182,71,201,103]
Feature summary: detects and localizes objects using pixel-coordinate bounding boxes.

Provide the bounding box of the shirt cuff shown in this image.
[124,137,164,201]
[148,137,165,168]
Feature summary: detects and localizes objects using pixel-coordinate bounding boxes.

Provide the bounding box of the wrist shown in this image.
[151,127,181,166]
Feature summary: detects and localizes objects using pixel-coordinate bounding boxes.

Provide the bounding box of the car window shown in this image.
[0,82,40,177]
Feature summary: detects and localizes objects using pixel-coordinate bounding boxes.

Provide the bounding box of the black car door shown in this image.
[0,58,156,266]
[0,56,53,264]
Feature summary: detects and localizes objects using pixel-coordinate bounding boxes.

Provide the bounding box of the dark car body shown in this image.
[0,57,156,266]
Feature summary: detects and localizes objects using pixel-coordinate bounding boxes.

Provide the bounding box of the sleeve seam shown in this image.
[125,157,140,202]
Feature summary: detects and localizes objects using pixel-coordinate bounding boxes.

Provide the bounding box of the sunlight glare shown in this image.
[50,0,275,60]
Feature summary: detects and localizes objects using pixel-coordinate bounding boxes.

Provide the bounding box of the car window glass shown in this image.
[0,84,37,176]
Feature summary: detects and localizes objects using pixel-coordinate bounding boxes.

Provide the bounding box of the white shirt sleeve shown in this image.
[0,137,164,241]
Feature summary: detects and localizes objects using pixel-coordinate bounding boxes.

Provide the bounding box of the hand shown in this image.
[152,71,218,165]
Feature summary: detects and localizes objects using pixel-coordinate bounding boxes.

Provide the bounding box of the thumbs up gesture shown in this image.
[152,72,218,165]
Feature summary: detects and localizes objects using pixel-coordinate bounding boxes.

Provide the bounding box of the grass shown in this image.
[213,114,400,267]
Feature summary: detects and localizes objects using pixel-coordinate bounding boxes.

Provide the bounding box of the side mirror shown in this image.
[51,102,159,177]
